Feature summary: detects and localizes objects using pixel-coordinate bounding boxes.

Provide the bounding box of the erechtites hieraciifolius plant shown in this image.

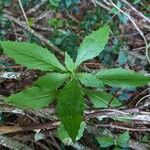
[1,25,150,141]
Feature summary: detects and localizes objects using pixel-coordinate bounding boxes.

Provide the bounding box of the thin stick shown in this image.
[92,0,110,11]
[0,65,22,69]
[121,0,150,24]
[17,0,29,25]
[97,123,150,132]
[132,88,150,103]
[27,0,48,14]
[135,94,150,106]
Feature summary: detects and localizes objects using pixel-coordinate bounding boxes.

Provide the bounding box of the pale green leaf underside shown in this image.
[96,68,150,88]
[75,25,110,67]
[64,52,75,72]
[57,122,86,144]
[77,73,103,88]
[86,90,122,108]
[1,41,66,71]
[57,124,72,145]
[6,73,69,109]
[57,79,84,141]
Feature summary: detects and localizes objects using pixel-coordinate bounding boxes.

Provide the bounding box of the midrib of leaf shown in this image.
[78,44,93,61]
[69,80,76,136]
[76,34,108,67]
[78,27,109,57]
[5,46,64,71]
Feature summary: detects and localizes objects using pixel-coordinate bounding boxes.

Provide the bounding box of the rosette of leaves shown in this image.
[1,25,150,141]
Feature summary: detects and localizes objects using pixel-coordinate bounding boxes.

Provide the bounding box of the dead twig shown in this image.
[135,94,150,106]
[121,0,150,24]
[17,0,29,24]
[34,11,52,23]
[27,0,48,14]
[96,123,150,132]
[0,104,149,135]
[91,0,110,11]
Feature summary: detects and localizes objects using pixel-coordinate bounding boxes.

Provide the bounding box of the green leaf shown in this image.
[48,18,64,28]
[49,0,61,7]
[77,73,103,88]
[116,131,130,148]
[64,52,75,72]
[57,122,86,144]
[97,136,114,148]
[34,73,69,91]
[75,25,110,67]
[57,79,84,141]
[96,68,150,88]
[1,41,66,71]
[86,90,122,108]
[6,73,69,109]
[6,86,53,109]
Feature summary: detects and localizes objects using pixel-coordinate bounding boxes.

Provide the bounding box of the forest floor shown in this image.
[0,0,150,150]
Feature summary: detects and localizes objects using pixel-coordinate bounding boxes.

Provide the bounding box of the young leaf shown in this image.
[57,79,84,141]
[96,68,150,88]
[75,25,110,67]
[1,41,66,71]
[6,73,69,109]
[96,136,114,148]
[116,131,130,148]
[6,86,53,109]
[64,52,75,72]
[77,73,103,88]
[86,90,122,108]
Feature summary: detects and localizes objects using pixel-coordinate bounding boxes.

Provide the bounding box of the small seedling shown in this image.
[1,25,150,141]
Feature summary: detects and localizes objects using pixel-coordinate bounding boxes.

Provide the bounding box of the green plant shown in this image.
[49,0,61,7]
[1,25,150,141]
[109,1,128,24]
[48,18,64,28]
[97,131,130,149]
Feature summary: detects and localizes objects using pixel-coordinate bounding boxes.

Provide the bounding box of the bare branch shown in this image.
[17,0,29,24]
[27,0,48,14]
[96,123,150,132]
[121,0,150,24]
